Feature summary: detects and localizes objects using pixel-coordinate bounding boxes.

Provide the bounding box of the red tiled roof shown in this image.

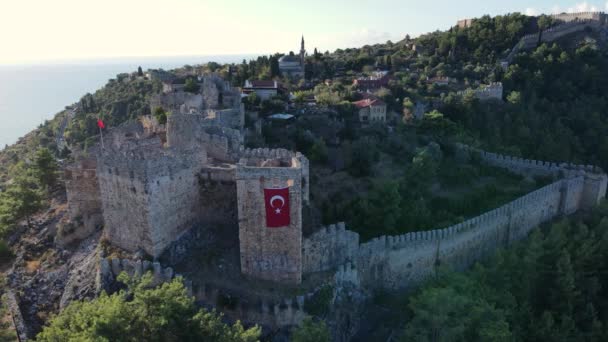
[353,98,386,109]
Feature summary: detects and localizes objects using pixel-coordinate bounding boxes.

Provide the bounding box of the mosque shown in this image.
[278,36,306,77]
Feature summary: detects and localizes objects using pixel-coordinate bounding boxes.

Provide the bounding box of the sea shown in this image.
[0,55,256,148]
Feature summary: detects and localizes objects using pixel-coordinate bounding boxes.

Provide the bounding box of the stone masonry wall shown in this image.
[236,149,309,284]
[60,154,103,245]
[355,179,569,290]
[505,19,601,63]
[97,128,208,258]
[551,12,606,24]
[303,145,607,291]
[167,114,243,162]
[198,164,238,228]
[96,257,190,293]
[303,222,359,274]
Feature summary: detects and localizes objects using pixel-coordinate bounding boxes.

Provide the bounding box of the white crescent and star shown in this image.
[269,195,286,214]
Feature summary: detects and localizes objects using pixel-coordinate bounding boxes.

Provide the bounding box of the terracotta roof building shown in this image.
[353,96,387,123]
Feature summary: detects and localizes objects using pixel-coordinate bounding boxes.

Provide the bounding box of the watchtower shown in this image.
[236,148,309,284]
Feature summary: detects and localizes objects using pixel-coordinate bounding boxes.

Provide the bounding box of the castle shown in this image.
[60,74,607,329]
[63,76,311,284]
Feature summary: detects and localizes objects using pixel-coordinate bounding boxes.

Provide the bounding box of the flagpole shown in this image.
[99,124,105,149]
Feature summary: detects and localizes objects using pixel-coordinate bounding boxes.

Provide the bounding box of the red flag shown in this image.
[264,187,290,228]
[97,119,105,129]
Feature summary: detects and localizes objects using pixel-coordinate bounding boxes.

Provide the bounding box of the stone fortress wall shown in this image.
[302,144,607,291]
[302,222,359,274]
[60,70,607,331]
[552,11,607,24]
[457,82,503,101]
[98,257,319,329]
[236,148,310,284]
[59,149,103,246]
[150,74,244,131]
[505,13,606,63]
[167,113,243,162]
[97,123,208,258]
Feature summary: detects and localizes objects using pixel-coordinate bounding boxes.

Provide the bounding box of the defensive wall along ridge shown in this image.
[304,144,607,291]
[87,144,606,330]
[504,18,604,63]
[56,110,606,330]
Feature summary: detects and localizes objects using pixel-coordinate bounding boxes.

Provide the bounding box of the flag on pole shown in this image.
[263,187,290,228]
[97,118,105,149]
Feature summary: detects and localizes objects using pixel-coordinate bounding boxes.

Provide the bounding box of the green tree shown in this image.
[37,273,261,342]
[409,143,442,183]
[33,148,59,190]
[0,169,44,231]
[537,15,554,30]
[137,66,143,76]
[153,107,168,125]
[309,139,328,163]
[291,317,331,342]
[183,78,200,93]
[349,137,379,177]
[506,91,521,105]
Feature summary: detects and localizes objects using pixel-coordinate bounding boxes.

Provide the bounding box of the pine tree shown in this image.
[33,148,59,190]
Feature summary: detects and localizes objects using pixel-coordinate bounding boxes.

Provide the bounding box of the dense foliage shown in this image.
[37,273,261,342]
[291,317,331,342]
[400,202,608,341]
[66,74,161,148]
[317,136,546,241]
[441,42,608,172]
[0,276,17,341]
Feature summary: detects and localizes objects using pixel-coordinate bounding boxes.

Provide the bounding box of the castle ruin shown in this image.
[61,74,607,331]
[150,74,244,130]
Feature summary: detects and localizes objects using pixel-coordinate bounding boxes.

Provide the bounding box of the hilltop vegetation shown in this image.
[0,10,607,341]
[363,201,608,342]
[37,273,261,342]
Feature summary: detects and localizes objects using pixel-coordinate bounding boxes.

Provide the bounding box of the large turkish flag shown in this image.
[264,187,290,228]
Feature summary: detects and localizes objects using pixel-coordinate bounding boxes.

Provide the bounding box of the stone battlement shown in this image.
[457,82,503,101]
[303,146,606,290]
[551,11,607,25]
[167,113,243,162]
[97,257,191,294]
[303,222,359,274]
[456,143,604,177]
[505,19,602,63]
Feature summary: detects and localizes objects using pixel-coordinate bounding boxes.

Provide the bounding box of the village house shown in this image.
[352,71,390,90]
[353,96,387,123]
[242,80,282,100]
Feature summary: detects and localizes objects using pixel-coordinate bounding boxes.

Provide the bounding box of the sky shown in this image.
[1,0,608,65]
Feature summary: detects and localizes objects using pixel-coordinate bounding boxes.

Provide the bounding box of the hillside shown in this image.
[0,11,608,342]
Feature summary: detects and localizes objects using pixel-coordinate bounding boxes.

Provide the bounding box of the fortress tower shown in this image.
[236,149,309,284]
[96,121,208,258]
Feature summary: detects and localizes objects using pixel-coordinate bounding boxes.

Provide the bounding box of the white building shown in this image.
[242,80,281,100]
[353,97,387,123]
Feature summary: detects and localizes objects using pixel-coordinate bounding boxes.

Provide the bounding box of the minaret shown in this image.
[300,35,306,67]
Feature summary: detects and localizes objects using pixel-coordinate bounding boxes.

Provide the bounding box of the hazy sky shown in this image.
[2,0,608,64]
